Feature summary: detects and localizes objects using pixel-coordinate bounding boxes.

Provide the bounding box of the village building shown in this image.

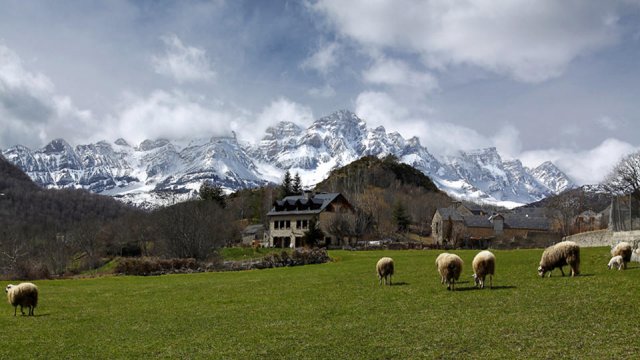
[241,224,267,247]
[431,204,558,249]
[266,192,355,248]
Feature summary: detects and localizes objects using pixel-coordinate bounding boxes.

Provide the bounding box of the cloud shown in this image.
[300,42,340,75]
[355,90,489,156]
[312,0,622,82]
[240,98,314,142]
[596,116,624,131]
[362,57,438,92]
[151,34,215,83]
[307,84,336,98]
[0,44,95,148]
[109,90,237,145]
[519,138,639,185]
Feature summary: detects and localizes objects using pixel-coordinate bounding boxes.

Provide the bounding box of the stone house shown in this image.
[431,205,555,248]
[241,224,267,247]
[266,192,355,248]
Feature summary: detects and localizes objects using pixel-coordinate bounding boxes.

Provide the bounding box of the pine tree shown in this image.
[199,182,226,208]
[392,201,411,233]
[303,217,324,247]
[281,170,293,198]
[292,172,302,195]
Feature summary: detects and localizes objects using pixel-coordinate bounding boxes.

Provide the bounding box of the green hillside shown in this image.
[2,247,638,359]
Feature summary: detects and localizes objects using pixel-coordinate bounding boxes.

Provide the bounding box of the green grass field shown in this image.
[1,247,638,359]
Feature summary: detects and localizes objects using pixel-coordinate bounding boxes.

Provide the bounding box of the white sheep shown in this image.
[435,252,450,284]
[472,250,495,289]
[607,255,624,271]
[436,253,463,291]
[611,242,632,269]
[5,283,39,316]
[376,257,394,286]
[538,241,580,277]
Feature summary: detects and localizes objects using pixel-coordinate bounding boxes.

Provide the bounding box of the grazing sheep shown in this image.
[437,253,463,291]
[435,252,450,284]
[472,250,496,289]
[5,283,38,316]
[607,255,624,271]
[376,257,394,286]
[538,241,580,277]
[611,242,632,269]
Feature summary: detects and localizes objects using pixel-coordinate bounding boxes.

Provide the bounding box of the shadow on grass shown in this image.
[451,285,516,292]
[390,281,409,286]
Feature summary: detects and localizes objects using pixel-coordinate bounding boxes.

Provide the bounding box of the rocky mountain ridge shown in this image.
[1,110,574,208]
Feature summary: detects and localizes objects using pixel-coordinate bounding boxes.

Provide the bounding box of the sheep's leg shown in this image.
[489,275,493,289]
[13,306,17,316]
[559,267,565,276]
[19,305,25,316]
[389,274,392,286]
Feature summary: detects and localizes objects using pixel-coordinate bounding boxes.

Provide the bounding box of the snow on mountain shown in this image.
[1,110,574,208]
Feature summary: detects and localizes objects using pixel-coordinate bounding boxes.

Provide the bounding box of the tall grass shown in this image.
[1,247,638,359]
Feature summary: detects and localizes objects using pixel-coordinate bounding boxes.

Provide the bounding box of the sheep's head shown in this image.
[537,266,546,277]
[472,273,480,286]
[5,284,14,293]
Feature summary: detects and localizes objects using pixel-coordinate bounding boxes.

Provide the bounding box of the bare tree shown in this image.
[604,150,640,203]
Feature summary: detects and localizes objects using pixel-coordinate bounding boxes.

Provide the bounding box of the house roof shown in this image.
[243,224,265,235]
[267,192,346,216]
[435,207,551,231]
[436,207,464,221]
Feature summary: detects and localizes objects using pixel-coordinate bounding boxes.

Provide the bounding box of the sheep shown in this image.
[607,255,624,271]
[436,253,463,291]
[376,257,394,286]
[611,242,632,269]
[472,250,495,289]
[5,283,38,316]
[435,252,450,284]
[538,241,580,277]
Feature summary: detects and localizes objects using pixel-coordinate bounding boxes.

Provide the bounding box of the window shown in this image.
[285,220,291,229]
[274,221,279,230]
[296,220,302,229]
[302,219,308,229]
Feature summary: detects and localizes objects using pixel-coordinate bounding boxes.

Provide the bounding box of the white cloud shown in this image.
[0,44,95,148]
[308,84,336,98]
[362,57,438,92]
[355,90,489,156]
[300,42,340,75]
[241,98,314,142]
[151,34,215,83]
[520,138,639,185]
[597,116,624,131]
[312,0,622,82]
[109,90,236,145]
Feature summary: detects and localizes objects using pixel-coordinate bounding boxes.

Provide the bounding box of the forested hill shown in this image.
[0,155,136,235]
[316,156,441,194]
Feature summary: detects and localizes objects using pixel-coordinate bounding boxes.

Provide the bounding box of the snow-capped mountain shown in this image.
[1,110,574,208]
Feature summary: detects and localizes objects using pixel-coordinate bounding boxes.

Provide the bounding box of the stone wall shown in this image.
[564,230,640,248]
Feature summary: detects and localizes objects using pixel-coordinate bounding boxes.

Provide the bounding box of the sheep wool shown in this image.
[611,242,632,268]
[435,252,450,284]
[376,257,394,286]
[538,241,580,277]
[437,253,463,291]
[607,255,624,271]
[5,282,38,316]
[472,250,496,289]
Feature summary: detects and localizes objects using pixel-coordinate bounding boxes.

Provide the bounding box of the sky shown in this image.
[1,0,640,185]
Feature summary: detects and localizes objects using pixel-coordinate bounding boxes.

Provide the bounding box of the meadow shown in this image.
[1,247,638,359]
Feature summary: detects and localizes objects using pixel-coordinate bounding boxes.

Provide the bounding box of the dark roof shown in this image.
[243,224,264,235]
[267,193,346,216]
[436,208,551,231]
[436,207,464,221]
[503,214,551,231]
